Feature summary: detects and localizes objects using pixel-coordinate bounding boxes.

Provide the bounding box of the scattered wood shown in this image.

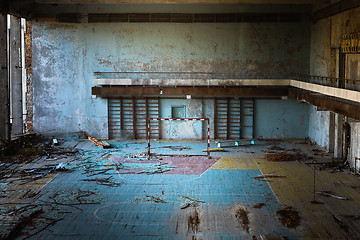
[161,146,191,151]
[82,176,122,187]
[342,215,360,220]
[253,174,286,180]
[85,168,112,176]
[202,148,225,152]
[88,136,111,149]
[181,203,192,209]
[3,208,43,240]
[332,214,349,232]
[23,217,64,239]
[316,191,348,200]
[180,196,204,209]
[145,195,166,203]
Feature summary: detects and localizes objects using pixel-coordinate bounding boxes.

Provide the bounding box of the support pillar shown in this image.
[9,15,23,136]
[334,113,344,159]
[0,14,9,142]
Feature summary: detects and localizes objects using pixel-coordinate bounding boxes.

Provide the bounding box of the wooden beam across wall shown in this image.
[312,0,360,23]
[92,86,289,97]
[289,88,360,121]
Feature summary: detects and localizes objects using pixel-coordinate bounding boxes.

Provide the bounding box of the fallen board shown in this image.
[202,148,225,152]
[88,136,111,148]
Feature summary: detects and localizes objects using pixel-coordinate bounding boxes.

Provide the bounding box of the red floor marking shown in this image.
[111,156,219,175]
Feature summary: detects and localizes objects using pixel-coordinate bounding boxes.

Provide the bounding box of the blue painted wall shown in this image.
[31,7,310,138]
[255,98,309,139]
[159,99,213,139]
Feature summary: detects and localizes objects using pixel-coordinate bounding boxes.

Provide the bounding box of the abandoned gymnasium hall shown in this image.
[1,0,360,239]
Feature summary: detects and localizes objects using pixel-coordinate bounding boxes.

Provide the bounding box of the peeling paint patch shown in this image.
[96,57,117,67]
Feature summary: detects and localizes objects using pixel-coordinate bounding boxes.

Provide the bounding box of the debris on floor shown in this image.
[1,207,44,240]
[50,189,103,205]
[52,138,59,146]
[132,195,167,204]
[125,152,154,161]
[267,146,286,151]
[258,235,286,240]
[188,210,201,232]
[0,204,64,240]
[235,206,250,233]
[160,145,191,151]
[265,152,309,162]
[253,203,266,209]
[82,176,123,187]
[306,160,346,171]
[88,136,111,149]
[180,196,204,209]
[316,191,349,200]
[333,214,349,233]
[145,195,167,203]
[0,134,69,164]
[202,148,225,152]
[341,215,360,220]
[266,153,293,162]
[115,162,175,175]
[253,174,286,180]
[276,206,300,228]
[137,163,175,174]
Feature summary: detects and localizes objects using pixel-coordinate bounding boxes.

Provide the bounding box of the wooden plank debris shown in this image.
[88,136,111,149]
[202,148,225,152]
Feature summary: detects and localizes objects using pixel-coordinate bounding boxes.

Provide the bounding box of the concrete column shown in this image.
[349,122,360,171]
[0,14,10,141]
[9,15,23,136]
[334,113,344,159]
[328,112,335,153]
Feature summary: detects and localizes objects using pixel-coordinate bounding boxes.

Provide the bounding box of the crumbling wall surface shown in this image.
[349,122,360,171]
[308,16,331,149]
[159,99,210,140]
[25,21,33,132]
[89,21,310,79]
[32,22,108,137]
[32,8,310,138]
[309,5,360,150]
[308,106,330,148]
[255,98,309,139]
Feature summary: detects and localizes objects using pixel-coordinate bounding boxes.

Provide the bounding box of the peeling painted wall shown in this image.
[255,98,309,139]
[308,16,331,150]
[88,22,309,78]
[349,122,360,171]
[309,6,360,151]
[159,99,214,140]
[32,22,108,137]
[32,8,310,138]
[308,106,330,148]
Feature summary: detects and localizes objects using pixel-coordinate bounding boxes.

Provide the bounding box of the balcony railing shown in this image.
[290,73,360,92]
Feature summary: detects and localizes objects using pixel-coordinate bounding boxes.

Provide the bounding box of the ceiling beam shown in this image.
[313,0,360,23]
[34,0,315,4]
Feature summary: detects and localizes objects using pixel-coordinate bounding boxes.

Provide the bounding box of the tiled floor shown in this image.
[1,139,360,239]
